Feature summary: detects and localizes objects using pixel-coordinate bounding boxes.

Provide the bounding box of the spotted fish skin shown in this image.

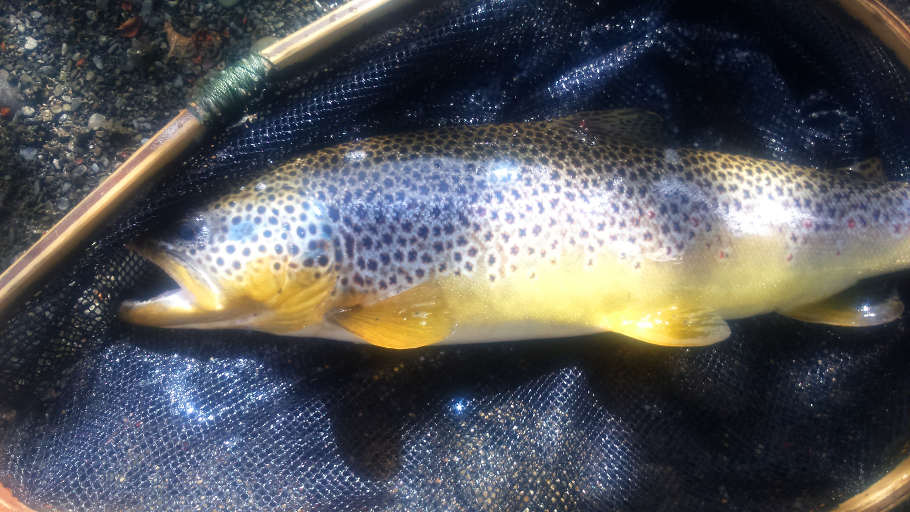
[120,110,910,347]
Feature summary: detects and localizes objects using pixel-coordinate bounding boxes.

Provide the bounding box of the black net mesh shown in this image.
[3,0,910,510]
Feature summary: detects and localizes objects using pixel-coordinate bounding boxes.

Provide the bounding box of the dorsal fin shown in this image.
[547,109,667,146]
[836,157,885,181]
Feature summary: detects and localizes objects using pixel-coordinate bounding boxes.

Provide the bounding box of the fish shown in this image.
[119,109,909,349]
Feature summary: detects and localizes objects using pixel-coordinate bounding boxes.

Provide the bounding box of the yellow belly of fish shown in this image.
[433,235,861,346]
[299,230,882,348]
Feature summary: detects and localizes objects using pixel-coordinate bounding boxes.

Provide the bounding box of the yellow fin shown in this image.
[550,109,666,146]
[329,283,454,349]
[779,286,904,327]
[603,306,730,347]
[243,258,336,334]
[837,157,885,181]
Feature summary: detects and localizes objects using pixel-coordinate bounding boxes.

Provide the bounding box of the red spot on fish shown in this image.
[0,107,10,118]
[803,220,812,229]
[718,250,725,259]
[847,218,856,229]
[647,210,655,219]
[786,253,793,262]
[579,119,586,129]
[121,1,132,10]
[76,57,85,67]
[691,217,700,227]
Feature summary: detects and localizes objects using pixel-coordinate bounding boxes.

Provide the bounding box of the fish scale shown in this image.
[120,110,910,348]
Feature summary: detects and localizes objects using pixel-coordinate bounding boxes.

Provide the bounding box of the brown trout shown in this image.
[120,109,908,348]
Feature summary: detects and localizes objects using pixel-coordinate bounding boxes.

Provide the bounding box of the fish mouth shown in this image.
[119,240,240,329]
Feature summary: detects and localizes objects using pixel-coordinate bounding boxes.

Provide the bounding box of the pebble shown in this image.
[87,113,106,130]
[18,147,37,161]
[0,0,323,270]
[0,78,23,111]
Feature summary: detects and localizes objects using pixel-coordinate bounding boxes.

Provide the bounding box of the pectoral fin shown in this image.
[330,283,454,349]
[780,287,904,327]
[603,306,730,347]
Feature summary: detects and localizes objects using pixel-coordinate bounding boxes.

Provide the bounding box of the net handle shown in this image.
[0,483,33,512]
[831,2,910,509]
[0,0,417,324]
[835,0,910,72]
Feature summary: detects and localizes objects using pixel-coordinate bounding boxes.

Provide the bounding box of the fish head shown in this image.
[120,193,338,334]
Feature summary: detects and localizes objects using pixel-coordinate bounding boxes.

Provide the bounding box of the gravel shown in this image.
[86,112,106,130]
[0,0,323,270]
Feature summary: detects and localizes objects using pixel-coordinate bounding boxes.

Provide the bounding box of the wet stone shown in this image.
[18,147,37,161]
[87,113,106,130]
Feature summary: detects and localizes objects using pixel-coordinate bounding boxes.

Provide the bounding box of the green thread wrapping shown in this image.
[189,52,272,126]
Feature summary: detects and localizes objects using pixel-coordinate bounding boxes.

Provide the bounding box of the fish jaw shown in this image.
[120,239,339,334]
[119,241,254,329]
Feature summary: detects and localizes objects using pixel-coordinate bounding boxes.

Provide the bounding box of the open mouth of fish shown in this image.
[119,241,234,328]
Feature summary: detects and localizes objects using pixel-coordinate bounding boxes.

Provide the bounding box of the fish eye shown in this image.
[175,216,207,243]
[176,222,197,241]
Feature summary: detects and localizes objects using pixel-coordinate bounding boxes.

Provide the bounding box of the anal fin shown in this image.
[779,286,904,327]
[603,306,730,347]
[330,283,454,349]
